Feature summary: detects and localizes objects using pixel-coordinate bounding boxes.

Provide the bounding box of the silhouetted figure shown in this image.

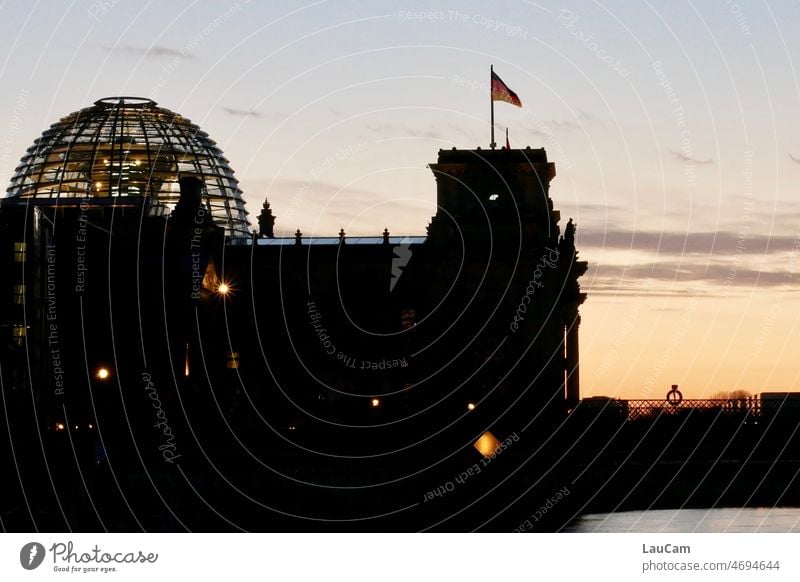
[169,176,213,232]
[166,177,220,265]
[165,176,223,383]
[564,217,575,246]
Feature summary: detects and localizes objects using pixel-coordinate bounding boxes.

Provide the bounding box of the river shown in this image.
[565,508,800,532]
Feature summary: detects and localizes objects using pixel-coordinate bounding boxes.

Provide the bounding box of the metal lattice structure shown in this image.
[625,399,759,421]
[5,96,250,238]
[578,395,800,422]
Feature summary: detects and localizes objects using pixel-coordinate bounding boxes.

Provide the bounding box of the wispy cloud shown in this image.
[363,121,445,140]
[557,203,630,222]
[550,111,598,131]
[671,150,713,164]
[577,228,799,256]
[446,122,481,142]
[587,261,794,289]
[99,44,194,60]
[523,111,600,140]
[789,153,800,164]
[221,107,262,118]
[577,225,800,295]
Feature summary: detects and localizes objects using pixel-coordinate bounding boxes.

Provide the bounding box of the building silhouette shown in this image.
[0,97,588,531]
[5,97,800,533]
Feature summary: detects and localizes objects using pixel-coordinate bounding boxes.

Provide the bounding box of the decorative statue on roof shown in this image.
[564,217,575,246]
[257,199,276,238]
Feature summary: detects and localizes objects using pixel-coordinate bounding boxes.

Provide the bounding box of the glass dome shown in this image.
[5,96,250,238]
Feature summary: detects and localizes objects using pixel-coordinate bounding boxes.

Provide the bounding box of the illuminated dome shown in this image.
[5,96,250,237]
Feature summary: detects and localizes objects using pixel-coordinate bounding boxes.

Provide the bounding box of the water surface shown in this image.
[565,508,800,532]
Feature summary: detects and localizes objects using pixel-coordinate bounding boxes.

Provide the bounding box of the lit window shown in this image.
[202,258,221,291]
[226,351,240,369]
[12,325,26,345]
[400,309,416,330]
[488,193,500,201]
[13,242,26,262]
[13,284,25,304]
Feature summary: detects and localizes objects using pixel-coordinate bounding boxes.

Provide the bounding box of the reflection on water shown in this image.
[565,508,800,532]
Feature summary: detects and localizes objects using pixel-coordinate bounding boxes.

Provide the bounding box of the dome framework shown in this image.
[5,96,250,238]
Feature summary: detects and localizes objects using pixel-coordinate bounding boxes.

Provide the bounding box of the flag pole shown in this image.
[490,64,496,149]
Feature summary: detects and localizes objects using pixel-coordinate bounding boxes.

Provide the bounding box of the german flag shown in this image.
[491,70,522,107]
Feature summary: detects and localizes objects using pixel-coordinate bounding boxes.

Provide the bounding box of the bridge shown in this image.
[576,386,800,421]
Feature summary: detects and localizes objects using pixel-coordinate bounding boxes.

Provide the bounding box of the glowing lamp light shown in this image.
[371,398,381,408]
[96,367,110,380]
[473,431,501,458]
[467,402,476,411]
[56,423,65,431]
[88,424,94,430]
[225,351,240,369]
[217,282,230,295]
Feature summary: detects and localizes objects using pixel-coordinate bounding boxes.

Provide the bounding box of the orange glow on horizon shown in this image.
[580,293,800,400]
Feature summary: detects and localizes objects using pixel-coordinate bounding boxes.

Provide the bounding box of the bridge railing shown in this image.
[576,396,800,421]
[624,398,760,421]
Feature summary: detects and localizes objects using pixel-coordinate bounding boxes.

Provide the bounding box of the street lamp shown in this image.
[473,431,501,458]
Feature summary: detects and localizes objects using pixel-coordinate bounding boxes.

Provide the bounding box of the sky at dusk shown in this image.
[1,0,798,399]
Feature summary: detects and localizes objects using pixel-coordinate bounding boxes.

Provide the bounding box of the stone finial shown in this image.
[257,199,276,238]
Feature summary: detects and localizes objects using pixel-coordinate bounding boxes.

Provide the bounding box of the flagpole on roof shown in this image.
[490,64,496,150]
[490,68,522,149]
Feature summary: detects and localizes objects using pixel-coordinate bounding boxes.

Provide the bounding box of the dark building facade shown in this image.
[0,98,587,531]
